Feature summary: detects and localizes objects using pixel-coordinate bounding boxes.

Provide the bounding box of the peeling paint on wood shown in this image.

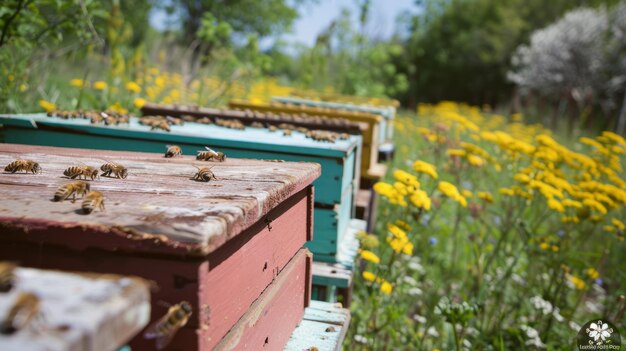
[0,143,320,256]
[0,267,150,351]
[284,301,351,351]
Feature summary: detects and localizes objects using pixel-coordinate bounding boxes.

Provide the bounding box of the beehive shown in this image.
[0,266,150,351]
[272,96,396,146]
[0,113,358,263]
[228,99,383,179]
[0,144,319,350]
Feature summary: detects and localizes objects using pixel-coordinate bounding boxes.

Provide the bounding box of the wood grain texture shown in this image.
[213,249,311,351]
[0,267,150,351]
[0,143,319,256]
[284,301,351,351]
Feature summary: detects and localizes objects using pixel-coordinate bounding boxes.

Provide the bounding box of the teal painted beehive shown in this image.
[0,113,360,263]
[272,96,396,144]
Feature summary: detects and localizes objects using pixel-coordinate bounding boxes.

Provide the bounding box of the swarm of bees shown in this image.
[144,301,193,350]
[139,115,184,132]
[215,118,245,130]
[4,159,41,174]
[63,165,99,180]
[165,145,183,158]
[196,146,226,162]
[100,161,128,179]
[47,110,131,126]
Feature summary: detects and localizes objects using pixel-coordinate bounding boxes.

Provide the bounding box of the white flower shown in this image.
[587,321,612,342]
[408,287,423,296]
[427,327,439,338]
[552,307,564,322]
[354,334,368,344]
[402,276,418,286]
[412,314,427,323]
[570,321,581,331]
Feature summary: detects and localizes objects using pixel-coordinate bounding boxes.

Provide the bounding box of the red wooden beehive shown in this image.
[0,144,320,350]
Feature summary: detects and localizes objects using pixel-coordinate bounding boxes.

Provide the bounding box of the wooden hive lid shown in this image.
[228,99,384,122]
[0,144,320,257]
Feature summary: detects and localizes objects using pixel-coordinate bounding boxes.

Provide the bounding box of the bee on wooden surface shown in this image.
[0,292,40,334]
[283,129,292,136]
[63,165,99,180]
[82,191,105,214]
[339,133,349,140]
[250,121,265,128]
[181,115,196,122]
[166,116,184,126]
[165,145,182,158]
[196,147,225,162]
[151,120,171,132]
[53,181,91,202]
[0,262,16,293]
[197,117,212,124]
[268,125,278,132]
[297,127,309,134]
[4,160,42,174]
[144,301,193,350]
[192,166,217,182]
[100,161,128,179]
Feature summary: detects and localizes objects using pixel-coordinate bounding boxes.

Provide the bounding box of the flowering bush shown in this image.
[348,102,625,350]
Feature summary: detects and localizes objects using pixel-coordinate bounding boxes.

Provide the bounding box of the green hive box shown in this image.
[0,113,361,263]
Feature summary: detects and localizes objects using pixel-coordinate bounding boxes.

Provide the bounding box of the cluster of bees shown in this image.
[0,262,192,350]
[305,130,350,143]
[138,115,184,132]
[214,118,245,130]
[47,110,131,125]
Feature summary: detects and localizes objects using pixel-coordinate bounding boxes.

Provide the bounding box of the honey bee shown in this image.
[144,301,193,350]
[192,166,217,182]
[63,165,99,180]
[165,145,182,158]
[268,125,278,132]
[283,129,293,136]
[0,292,40,334]
[100,161,128,179]
[250,121,265,128]
[196,147,226,162]
[0,262,16,293]
[166,116,184,126]
[152,120,171,132]
[53,181,91,202]
[82,191,105,214]
[340,133,349,140]
[4,160,42,174]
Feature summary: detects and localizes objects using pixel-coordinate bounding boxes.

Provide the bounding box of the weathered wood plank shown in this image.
[0,143,319,256]
[0,267,150,351]
[284,301,351,351]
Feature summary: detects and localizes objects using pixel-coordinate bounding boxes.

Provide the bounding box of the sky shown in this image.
[149,0,418,47]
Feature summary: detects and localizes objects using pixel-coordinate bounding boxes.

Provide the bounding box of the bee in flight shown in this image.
[4,159,42,174]
[165,145,182,158]
[144,301,193,350]
[192,165,217,182]
[196,147,226,162]
[63,165,99,180]
[100,161,128,179]
[0,262,16,293]
[81,191,105,214]
[0,292,40,334]
[53,181,91,202]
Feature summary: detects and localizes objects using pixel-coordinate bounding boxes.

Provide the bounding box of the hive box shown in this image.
[0,267,150,351]
[228,99,383,180]
[0,114,359,262]
[0,144,319,350]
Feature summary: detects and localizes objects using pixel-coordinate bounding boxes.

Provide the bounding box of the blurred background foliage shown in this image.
[1,0,625,133]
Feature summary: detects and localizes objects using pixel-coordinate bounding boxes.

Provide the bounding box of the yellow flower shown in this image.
[569,275,586,290]
[410,190,432,211]
[561,199,583,208]
[362,271,376,282]
[467,154,484,167]
[539,242,550,250]
[133,97,146,108]
[393,169,420,188]
[39,99,56,112]
[360,250,380,264]
[611,218,625,230]
[126,81,142,93]
[585,268,599,280]
[583,198,608,214]
[70,78,85,88]
[499,188,515,196]
[551,245,559,252]
[437,181,467,207]
[603,225,615,232]
[461,189,473,198]
[93,81,108,90]
[108,102,128,114]
[547,199,565,213]
[387,223,407,239]
[477,191,493,203]
[447,149,466,157]
[413,160,438,179]
[356,231,380,249]
[19,84,27,92]
[380,281,393,295]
